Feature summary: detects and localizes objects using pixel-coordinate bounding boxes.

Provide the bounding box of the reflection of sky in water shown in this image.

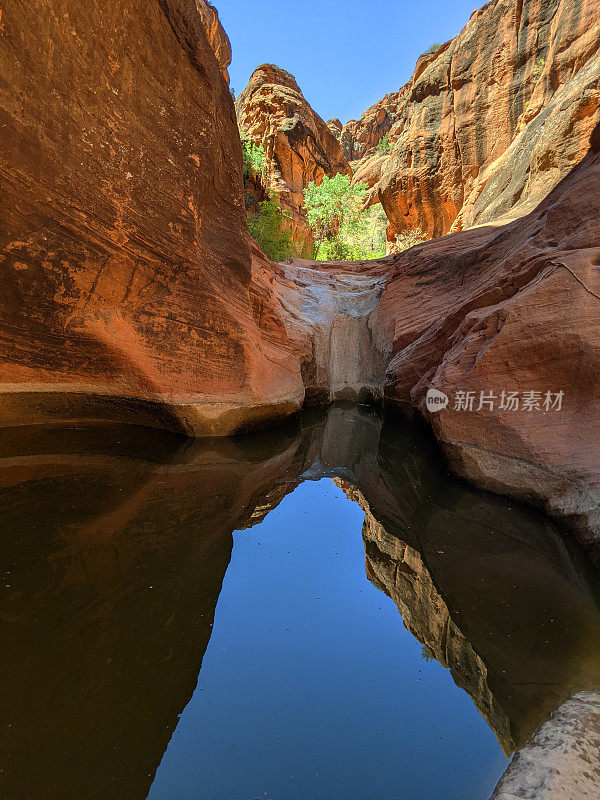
[149,479,507,800]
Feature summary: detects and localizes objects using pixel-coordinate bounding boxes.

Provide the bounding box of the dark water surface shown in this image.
[1,405,599,799]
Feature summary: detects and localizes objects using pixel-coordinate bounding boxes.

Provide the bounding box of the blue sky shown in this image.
[217,0,478,123]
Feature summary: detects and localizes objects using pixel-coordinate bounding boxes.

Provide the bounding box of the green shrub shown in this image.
[376,133,393,156]
[247,199,295,262]
[242,137,267,180]
[421,645,435,662]
[532,56,546,81]
[424,42,442,56]
[342,204,388,260]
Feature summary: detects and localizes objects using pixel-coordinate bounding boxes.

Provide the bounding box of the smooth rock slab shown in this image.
[491,692,600,800]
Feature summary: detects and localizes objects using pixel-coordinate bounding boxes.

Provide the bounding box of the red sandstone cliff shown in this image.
[235,65,352,255]
[0,0,307,435]
[1,0,599,551]
[377,124,600,546]
[257,122,600,547]
[343,0,600,242]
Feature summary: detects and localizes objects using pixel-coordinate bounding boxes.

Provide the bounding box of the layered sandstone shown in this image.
[377,126,600,546]
[1,0,600,554]
[326,118,343,140]
[195,0,232,81]
[264,121,600,547]
[271,258,390,405]
[236,65,352,255]
[342,0,600,241]
[0,0,306,436]
[341,91,400,162]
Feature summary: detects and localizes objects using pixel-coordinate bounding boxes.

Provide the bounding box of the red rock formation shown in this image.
[377,124,600,545]
[195,0,232,82]
[341,91,401,162]
[326,118,343,140]
[236,65,352,255]
[342,0,600,241]
[1,0,599,554]
[0,0,306,435]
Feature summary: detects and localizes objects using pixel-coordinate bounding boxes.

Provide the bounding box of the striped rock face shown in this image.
[0,0,307,436]
[1,0,600,556]
[342,0,600,242]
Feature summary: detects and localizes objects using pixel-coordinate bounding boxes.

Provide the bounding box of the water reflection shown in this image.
[0,405,599,798]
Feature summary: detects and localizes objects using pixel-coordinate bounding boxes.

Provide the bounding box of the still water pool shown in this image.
[149,479,506,800]
[1,404,599,799]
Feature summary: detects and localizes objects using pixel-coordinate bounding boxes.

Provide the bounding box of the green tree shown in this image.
[247,199,294,262]
[343,204,388,260]
[421,645,435,662]
[303,174,369,260]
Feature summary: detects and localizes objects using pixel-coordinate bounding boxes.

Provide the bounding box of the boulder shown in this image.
[378,125,600,547]
[326,117,343,140]
[491,692,600,800]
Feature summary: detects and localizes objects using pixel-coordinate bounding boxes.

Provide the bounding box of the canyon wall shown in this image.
[233,0,599,250]
[342,0,600,242]
[259,123,600,547]
[1,0,600,551]
[0,0,308,436]
[377,126,600,546]
[236,65,351,255]
[1,2,599,796]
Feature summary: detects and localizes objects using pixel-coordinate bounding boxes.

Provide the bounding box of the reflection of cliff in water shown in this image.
[0,405,599,798]
[336,479,516,755]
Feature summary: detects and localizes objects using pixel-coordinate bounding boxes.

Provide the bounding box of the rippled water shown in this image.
[1,405,599,799]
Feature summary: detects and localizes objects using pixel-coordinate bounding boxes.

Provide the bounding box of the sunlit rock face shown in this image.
[342,0,600,241]
[1,406,598,798]
[236,65,352,255]
[1,0,599,555]
[194,0,233,81]
[0,0,306,436]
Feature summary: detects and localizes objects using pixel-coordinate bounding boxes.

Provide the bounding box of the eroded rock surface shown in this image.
[236,65,352,254]
[1,0,600,555]
[272,259,391,404]
[377,127,600,547]
[342,0,600,241]
[0,0,306,436]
